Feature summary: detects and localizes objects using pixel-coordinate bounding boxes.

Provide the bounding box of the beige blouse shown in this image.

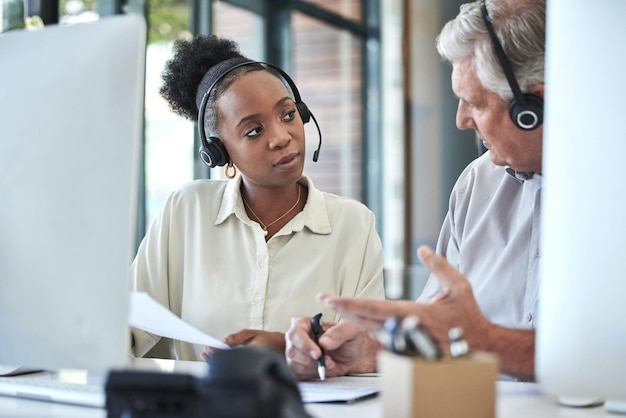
[131,175,385,360]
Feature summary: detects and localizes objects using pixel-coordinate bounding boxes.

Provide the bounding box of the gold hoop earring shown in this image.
[225,162,237,179]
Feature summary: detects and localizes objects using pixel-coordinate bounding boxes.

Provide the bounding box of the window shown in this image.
[143,0,193,225]
[291,11,364,198]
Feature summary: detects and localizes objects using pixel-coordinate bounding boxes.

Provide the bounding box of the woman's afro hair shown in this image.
[159,35,245,122]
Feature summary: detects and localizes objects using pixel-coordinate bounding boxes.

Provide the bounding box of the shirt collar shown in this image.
[215,174,332,235]
[215,174,247,226]
[505,167,536,182]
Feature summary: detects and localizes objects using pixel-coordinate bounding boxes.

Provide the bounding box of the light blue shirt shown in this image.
[418,152,542,331]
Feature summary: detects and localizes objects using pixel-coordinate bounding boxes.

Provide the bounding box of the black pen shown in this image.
[310,313,326,380]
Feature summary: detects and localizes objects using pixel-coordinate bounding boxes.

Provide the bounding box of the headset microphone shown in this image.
[197,60,322,167]
[309,112,322,162]
[480,1,543,131]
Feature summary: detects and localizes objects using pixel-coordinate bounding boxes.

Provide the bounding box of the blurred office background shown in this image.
[1,0,482,300]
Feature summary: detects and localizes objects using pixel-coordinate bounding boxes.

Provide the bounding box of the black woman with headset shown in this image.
[129,35,385,362]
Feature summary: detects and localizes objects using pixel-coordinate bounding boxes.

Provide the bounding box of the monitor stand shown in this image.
[558,396,604,408]
[605,399,626,414]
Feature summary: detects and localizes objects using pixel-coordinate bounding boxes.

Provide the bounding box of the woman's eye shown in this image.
[245,127,262,138]
[283,110,296,122]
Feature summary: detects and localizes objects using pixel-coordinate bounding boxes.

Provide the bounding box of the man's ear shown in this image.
[528,83,544,100]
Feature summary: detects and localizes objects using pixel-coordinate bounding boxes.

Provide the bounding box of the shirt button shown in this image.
[534,249,541,257]
[252,295,262,303]
[526,313,533,322]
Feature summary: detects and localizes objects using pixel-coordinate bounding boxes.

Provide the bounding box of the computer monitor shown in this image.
[537,0,626,408]
[0,14,146,372]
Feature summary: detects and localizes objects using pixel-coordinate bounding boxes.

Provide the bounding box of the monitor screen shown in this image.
[0,14,146,372]
[537,0,626,406]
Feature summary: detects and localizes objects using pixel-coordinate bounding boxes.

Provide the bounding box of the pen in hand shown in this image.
[310,313,326,380]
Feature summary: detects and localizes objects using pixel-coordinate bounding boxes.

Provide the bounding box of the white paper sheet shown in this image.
[298,375,380,403]
[129,291,229,349]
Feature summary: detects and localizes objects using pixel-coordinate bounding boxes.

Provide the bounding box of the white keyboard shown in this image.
[0,373,105,408]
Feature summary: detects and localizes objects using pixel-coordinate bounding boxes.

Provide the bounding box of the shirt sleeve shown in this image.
[128,193,176,358]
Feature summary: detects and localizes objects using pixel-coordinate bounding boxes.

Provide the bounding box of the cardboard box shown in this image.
[378,350,499,418]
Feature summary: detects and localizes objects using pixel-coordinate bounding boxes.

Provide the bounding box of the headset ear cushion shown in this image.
[296,102,311,124]
[509,94,543,131]
[199,137,229,168]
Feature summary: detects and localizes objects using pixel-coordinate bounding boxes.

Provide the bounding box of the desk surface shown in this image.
[312,383,613,418]
[0,360,617,418]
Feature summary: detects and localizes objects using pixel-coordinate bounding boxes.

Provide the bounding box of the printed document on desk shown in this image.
[129,292,229,349]
[298,375,380,403]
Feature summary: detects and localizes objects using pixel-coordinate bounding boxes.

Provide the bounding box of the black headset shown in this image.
[197,60,322,168]
[480,1,543,131]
